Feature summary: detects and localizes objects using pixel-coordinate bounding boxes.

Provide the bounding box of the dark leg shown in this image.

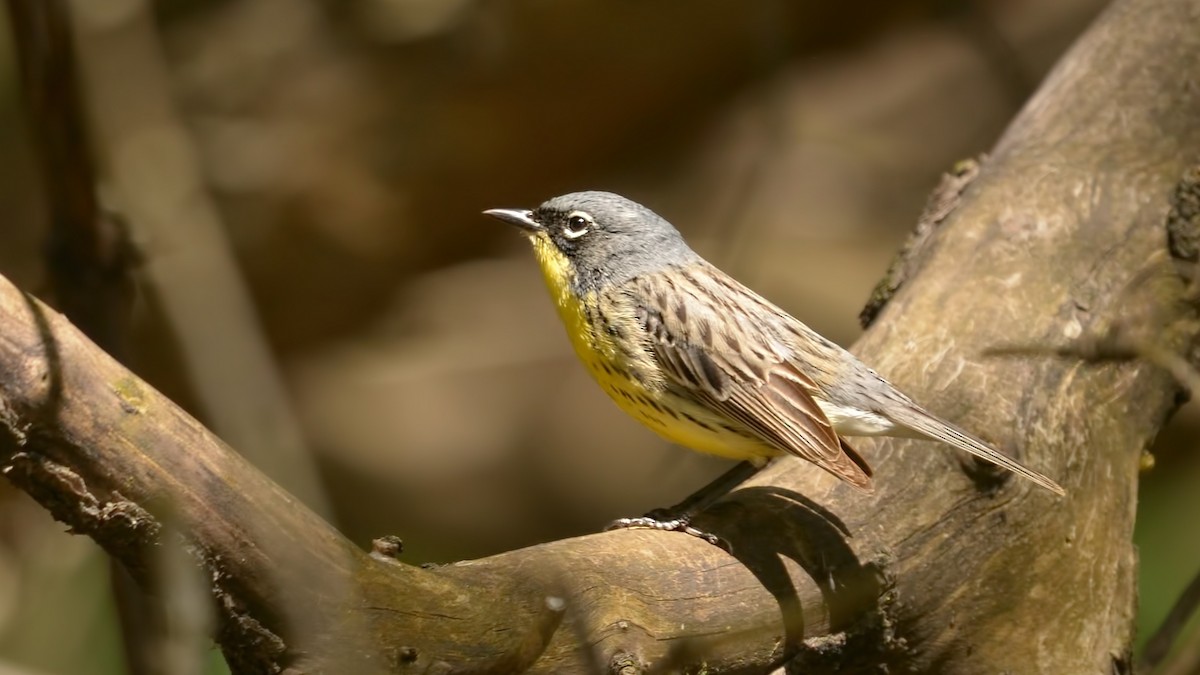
[605,460,763,549]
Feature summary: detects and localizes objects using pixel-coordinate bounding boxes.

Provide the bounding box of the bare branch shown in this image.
[1141,567,1200,672]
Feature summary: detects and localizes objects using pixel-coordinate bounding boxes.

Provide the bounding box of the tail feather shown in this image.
[891,407,1065,496]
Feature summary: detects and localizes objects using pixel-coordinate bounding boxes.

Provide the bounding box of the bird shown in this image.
[484,191,1064,509]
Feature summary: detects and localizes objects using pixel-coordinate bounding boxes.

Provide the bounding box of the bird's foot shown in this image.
[605,514,730,552]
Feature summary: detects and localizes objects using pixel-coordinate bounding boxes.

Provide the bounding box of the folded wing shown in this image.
[626,265,874,491]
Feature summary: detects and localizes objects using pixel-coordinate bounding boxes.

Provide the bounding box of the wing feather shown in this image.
[625,265,874,491]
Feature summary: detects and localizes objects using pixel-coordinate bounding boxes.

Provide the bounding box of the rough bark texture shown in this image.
[0,0,1198,672]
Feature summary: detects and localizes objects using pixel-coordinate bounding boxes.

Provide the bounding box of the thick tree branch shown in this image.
[0,0,1197,672]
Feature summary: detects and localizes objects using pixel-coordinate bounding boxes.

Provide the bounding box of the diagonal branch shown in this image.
[1140,565,1200,673]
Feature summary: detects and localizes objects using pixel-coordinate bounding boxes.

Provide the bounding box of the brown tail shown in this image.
[890,405,1065,496]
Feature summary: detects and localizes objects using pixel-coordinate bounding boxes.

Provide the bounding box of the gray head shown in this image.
[483,191,699,292]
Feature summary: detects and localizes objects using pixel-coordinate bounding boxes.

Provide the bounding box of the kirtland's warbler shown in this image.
[485,191,1064,497]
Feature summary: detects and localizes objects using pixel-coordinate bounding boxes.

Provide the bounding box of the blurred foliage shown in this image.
[0,0,1196,673]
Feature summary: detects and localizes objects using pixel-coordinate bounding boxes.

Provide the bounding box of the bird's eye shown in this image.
[563,212,592,240]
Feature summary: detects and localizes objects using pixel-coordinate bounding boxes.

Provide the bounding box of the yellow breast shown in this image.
[529,235,776,462]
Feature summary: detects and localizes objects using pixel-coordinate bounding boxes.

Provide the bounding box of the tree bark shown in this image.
[1,0,1198,672]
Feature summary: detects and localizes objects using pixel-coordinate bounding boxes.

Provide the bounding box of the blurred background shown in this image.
[0,0,1196,673]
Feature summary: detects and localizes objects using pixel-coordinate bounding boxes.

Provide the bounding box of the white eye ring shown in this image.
[563,211,592,239]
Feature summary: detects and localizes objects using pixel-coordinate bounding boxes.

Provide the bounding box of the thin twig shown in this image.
[986,331,1200,397]
[1141,567,1200,673]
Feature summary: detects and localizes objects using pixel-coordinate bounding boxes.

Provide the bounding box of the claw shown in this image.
[606,516,731,552]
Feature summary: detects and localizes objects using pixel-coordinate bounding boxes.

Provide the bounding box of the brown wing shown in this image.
[624,265,874,491]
